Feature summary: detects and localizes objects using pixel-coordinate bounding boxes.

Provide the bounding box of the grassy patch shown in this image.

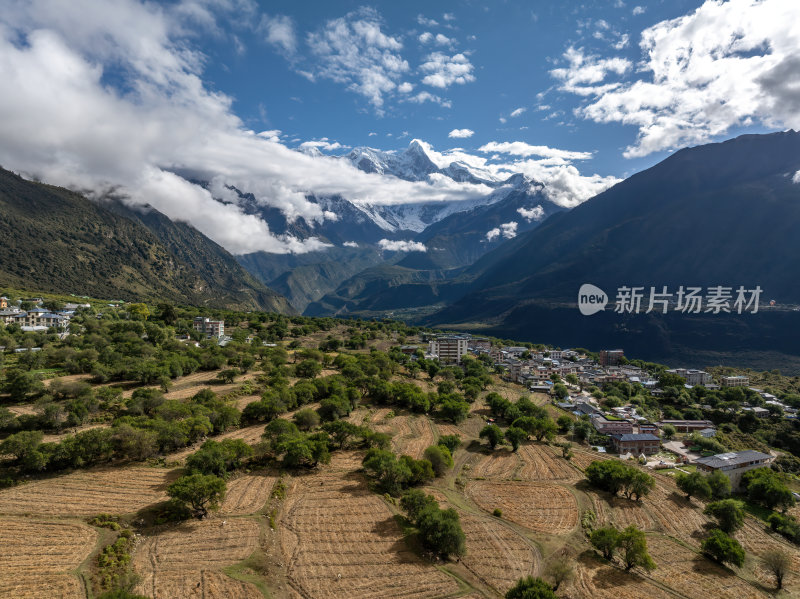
[223,549,273,598]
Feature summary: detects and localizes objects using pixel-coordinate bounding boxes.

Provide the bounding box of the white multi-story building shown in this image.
[429,336,469,364]
[721,375,750,388]
[193,317,225,338]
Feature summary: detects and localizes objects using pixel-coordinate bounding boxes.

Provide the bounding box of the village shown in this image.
[418,333,786,492]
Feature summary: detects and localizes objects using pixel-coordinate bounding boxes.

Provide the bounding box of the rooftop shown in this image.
[695,450,772,469]
[614,433,660,442]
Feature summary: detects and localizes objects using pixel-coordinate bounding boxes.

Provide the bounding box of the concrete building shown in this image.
[599,349,624,366]
[694,450,773,490]
[721,375,750,388]
[666,368,712,386]
[657,419,715,433]
[610,433,661,455]
[193,317,225,338]
[591,415,634,435]
[429,336,469,364]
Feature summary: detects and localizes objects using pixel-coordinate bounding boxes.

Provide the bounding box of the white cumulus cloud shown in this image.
[486,221,518,241]
[420,52,475,88]
[517,205,545,221]
[448,128,474,139]
[343,241,359,247]
[378,239,427,252]
[560,0,800,157]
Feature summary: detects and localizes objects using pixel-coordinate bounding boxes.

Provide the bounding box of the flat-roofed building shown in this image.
[694,450,773,490]
[429,336,469,364]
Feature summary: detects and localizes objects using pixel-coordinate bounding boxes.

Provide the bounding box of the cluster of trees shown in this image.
[399,490,466,559]
[362,438,456,496]
[675,470,731,502]
[741,467,796,511]
[589,525,656,571]
[585,460,655,501]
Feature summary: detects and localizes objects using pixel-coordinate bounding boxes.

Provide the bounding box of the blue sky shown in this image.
[0,0,798,253]
[201,0,774,177]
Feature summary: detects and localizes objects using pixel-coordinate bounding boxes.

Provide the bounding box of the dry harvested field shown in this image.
[133,518,261,599]
[428,489,538,593]
[466,480,579,534]
[220,473,277,515]
[516,443,580,481]
[279,470,460,599]
[391,415,435,460]
[470,449,522,479]
[0,517,97,599]
[645,535,769,599]
[328,449,366,470]
[593,494,658,532]
[0,466,177,516]
[562,555,674,599]
[737,519,800,588]
[567,449,603,471]
[643,483,710,544]
[455,509,537,592]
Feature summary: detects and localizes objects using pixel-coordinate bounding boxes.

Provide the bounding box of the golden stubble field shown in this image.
[1,357,799,598]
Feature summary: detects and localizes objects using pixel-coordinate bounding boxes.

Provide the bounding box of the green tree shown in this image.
[676,471,712,502]
[661,424,677,440]
[400,489,437,522]
[617,525,656,571]
[530,417,558,442]
[362,449,412,495]
[704,499,745,534]
[293,408,321,431]
[505,576,556,599]
[480,424,504,450]
[439,398,470,424]
[0,430,43,461]
[295,359,322,379]
[742,468,795,511]
[167,474,226,519]
[707,469,732,499]
[505,427,527,452]
[416,505,466,559]
[590,526,620,560]
[437,434,462,454]
[556,414,572,434]
[321,420,360,449]
[127,303,150,321]
[424,445,453,477]
[216,368,239,384]
[701,529,745,568]
[552,384,569,400]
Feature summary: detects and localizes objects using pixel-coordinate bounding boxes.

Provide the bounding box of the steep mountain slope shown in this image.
[0,168,292,313]
[426,131,800,368]
[237,246,386,312]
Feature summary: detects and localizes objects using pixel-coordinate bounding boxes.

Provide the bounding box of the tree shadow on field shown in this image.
[464,439,488,455]
[372,515,422,563]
